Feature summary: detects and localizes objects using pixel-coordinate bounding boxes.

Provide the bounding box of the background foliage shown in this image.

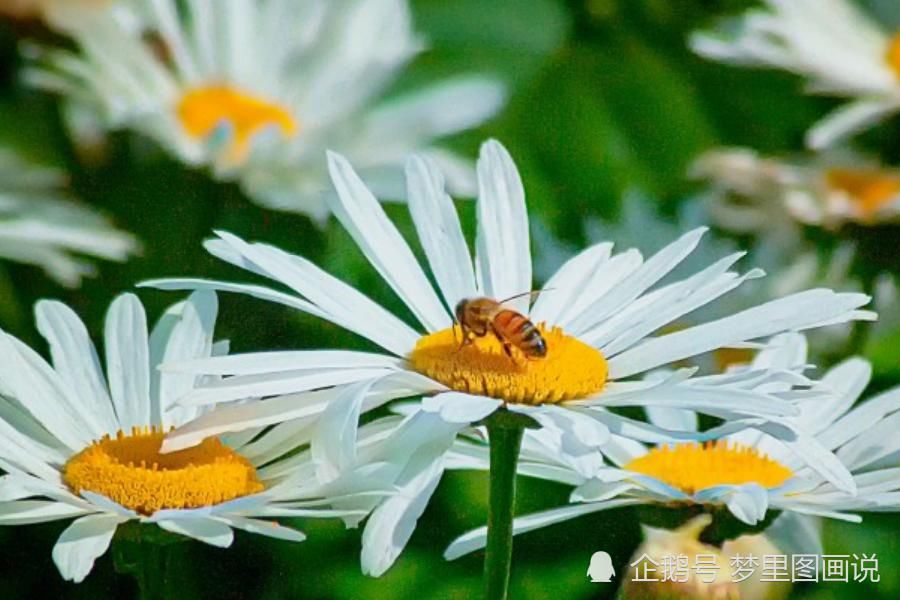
[0,0,897,598]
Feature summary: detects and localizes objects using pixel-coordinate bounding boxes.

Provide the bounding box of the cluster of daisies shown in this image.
[0,0,503,281]
[0,0,898,592]
[1,137,896,584]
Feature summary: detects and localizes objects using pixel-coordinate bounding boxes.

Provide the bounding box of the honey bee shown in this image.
[454,291,547,361]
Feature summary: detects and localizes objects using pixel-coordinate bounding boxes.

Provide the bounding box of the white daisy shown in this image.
[0,149,136,286]
[0,291,374,583]
[693,147,900,230]
[691,0,900,149]
[25,0,506,219]
[444,334,900,560]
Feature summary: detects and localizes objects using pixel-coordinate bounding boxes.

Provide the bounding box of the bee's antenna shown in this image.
[497,288,554,305]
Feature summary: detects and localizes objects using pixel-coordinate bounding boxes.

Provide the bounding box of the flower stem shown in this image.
[484,410,526,600]
[112,523,177,600]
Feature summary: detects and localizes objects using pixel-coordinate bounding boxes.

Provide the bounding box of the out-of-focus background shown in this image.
[0,0,898,598]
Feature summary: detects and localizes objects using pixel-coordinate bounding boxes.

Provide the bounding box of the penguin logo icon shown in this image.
[587,551,615,583]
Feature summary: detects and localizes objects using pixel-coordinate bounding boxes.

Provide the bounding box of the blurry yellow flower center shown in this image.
[886,33,900,77]
[408,324,608,405]
[625,441,792,495]
[712,347,754,372]
[177,85,298,159]
[63,427,263,515]
[827,168,900,216]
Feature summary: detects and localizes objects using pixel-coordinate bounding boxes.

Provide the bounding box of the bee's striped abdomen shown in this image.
[494,310,547,358]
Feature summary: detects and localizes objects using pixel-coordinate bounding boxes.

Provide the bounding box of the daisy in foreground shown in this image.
[0,148,135,286]
[691,0,900,149]
[445,333,900,560]
[0,291,372,583]
[26,0,505,219]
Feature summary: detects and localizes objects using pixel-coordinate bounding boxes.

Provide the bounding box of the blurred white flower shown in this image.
[446,334,900,560]
[693,147,900,231]
[25,0,506,220]
[0,149,135,286]
[0,291,375,583]
[0,0,115,23]
[691,0,900,149]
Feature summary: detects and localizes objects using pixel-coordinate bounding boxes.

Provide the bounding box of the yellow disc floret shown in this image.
[408,324,608,405]
[886,33,900,78]
[177,85,298,159]
[625,441,793,495]
[826,168,900,218]
[63,427,263,515]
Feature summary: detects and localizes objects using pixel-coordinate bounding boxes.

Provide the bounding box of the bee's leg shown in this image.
[501,340,521,364]
[455,329,473,353]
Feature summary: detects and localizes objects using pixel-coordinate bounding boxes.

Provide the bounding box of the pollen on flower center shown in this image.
[886,33,900,78]
[408,324,608,405]
[625,441,793,495]
[826,168,900,216]
[177,85,298,157]
[63,427,263,515]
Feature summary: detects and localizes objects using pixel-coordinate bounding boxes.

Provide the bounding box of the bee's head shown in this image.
[454,299,468,324]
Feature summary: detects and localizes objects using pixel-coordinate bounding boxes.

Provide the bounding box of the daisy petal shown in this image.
[209,231,420,356]
[529,242,613,324]
[179,367,394,406]
[0,330,88,451]
[696,483,769,525]
[219,516,306,542]
[161,388,340,453]
[35,300,117,437]
[807,98,900,150]
[421,393,502,424]
[104,294,151,430]
[52,513,121,583]
[475,140,531,313]
[444,499,640,560]
[406,154,477,309]
[567,228,708,335]
[156,517,234,547]
[607,289,870,379]
[140,278,328,319]
[161,350,402,376]
[311,380,374,481]
[361,451,445,576]
[0,500,89,525]
[800,357,870,433]
[327,151,450,332]
[150,290,217,427]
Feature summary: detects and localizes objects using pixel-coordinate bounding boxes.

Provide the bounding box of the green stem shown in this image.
[483,410,526,600]
[136,540,168,600]
[112,523,176,600]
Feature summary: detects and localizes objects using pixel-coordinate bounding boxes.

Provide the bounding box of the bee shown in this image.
[454,291,547,361]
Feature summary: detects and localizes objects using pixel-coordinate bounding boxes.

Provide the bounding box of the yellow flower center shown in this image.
[625,441,793,495]
[408,324,608,405]
[886,33,900,78]
[177,85,298,160]
[827,168,900,217]
[63,428,263,515]
[712,347,754,372]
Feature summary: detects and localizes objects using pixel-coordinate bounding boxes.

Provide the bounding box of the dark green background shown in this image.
[0,0,897,597]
